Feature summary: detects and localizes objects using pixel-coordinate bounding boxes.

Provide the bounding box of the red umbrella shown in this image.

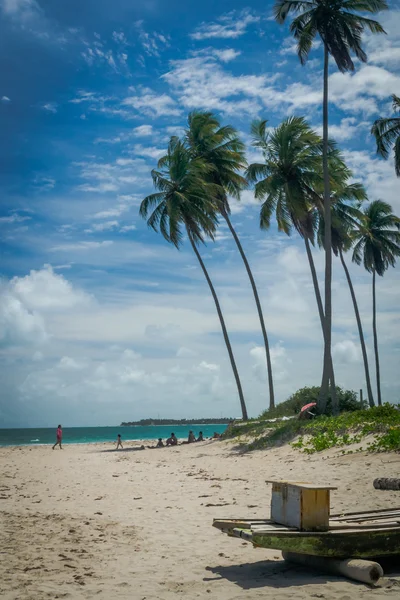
[300,402,317,413]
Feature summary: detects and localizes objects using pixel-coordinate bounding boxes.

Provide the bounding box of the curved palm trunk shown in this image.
[320,44,338,415]
[188,231,248,420]
[339,249,375,408]
[304,237,336,408]
[372,269,382,406]
[222,209,275,410]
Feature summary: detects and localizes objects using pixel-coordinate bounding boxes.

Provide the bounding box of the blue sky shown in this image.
[1,0,400,427]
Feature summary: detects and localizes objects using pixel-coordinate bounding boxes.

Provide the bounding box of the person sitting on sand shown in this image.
[156,438,164,447]
[196,431,204,442]
[166,433,178,446]
[116,434,123,450]
[52,425,63,450]
[188,430,196,443]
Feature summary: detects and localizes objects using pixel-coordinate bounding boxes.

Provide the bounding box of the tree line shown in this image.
[139,1,400,420]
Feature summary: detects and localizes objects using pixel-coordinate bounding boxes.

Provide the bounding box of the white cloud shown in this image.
[315,117,362,142]
[213,48,241,62]
[176,346,197,358]
[191,9,260,40]
[122,88,180,117]
[1,95,11,102]
[85,220,119,233]
[58,356,84,370]
[333,340,360,364]
[132,124,153,136]
[0,283,47,346]
[163,54,277,116]
[0,213,31,224]
[9,265,91,311]
[51,241,113,251]
[251,342,291,383]
[120,224,136,232]
[112,31,127,45]
[42,102,57,113]
[132,144,165,159]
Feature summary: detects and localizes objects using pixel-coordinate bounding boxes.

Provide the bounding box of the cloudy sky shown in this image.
[1,0,399,428]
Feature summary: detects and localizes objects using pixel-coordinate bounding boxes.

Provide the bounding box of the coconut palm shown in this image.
[274,0,387,412]
[184,111,276,410]
[139,137,248,420]
[318,196,376,407]
[372,94,400,176]
[352,200,400,406]
[247,116,341,408]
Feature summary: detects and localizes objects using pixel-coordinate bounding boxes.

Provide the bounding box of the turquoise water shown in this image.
[0,424,228,447]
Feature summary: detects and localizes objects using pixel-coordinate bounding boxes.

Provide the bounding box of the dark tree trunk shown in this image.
[304,237,336,410]
[339,248,375,407]
[372,268,382,406]
[222,209,275,410]
[319,44,338,415]
[188,232,248,420]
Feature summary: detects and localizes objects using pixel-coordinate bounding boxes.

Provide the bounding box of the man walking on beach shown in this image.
[52,425,63,450]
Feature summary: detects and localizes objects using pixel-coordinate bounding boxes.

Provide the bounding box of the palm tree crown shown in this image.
[185,111,248,212]
[273,0,387,72]
[139,137,218,248]
[352,200,400,275]
[372,94,400,177]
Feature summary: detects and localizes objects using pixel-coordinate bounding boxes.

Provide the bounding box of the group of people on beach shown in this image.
[117,430,206,450]
[51,425,221,451]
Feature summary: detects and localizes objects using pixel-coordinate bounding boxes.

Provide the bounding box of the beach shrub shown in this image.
[246,404,400,453]
[258,386,361,420]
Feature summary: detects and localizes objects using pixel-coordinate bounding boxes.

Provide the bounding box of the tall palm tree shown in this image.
[372,94,400,176]
[139,137,248,420]
[274,0,387,413]
[184,111,276,410]
[318,197,376,407]
[352,200,400,406]
[247,116,340,409]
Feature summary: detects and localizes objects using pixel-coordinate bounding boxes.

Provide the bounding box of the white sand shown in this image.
[1,439,399,599]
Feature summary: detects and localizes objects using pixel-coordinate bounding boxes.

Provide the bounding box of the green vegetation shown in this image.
[223,391,400,455]
[259,386,363,420]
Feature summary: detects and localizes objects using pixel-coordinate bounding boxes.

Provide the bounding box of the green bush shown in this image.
[259,386,362,420]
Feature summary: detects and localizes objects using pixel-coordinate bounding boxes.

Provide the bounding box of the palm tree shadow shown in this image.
[204,559,343,589]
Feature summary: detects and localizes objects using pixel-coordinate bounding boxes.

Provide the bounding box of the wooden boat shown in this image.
[213,507,400,558]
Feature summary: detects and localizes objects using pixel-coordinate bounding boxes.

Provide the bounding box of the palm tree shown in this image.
[139,137,248,420]
[352,200,400,405]
[372,94,400,176]
[274,0,387,412]
[184,111,276,410]
[318,197,376,407]
[247,116,340,409]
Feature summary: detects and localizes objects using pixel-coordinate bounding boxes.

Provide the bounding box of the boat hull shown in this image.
[249,529,400,558]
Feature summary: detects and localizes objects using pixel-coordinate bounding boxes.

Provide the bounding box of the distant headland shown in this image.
[120,418,234,426]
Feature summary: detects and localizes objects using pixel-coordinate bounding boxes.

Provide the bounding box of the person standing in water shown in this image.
[116,434,123,450]
[52,425,63,450]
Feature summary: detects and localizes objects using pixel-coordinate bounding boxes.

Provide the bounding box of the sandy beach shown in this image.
[1,439,399,600]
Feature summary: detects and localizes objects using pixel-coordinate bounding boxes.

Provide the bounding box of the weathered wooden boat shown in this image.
[213,481,400,559]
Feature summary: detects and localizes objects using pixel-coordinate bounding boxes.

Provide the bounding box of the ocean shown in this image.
[0,424,228,447]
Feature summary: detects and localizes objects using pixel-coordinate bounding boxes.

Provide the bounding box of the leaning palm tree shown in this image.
[318,197,376,408]
[140,137,248,420]
[247,116,341,411]
[372,94,400,176]
[274,0,387,410]
[352,200,400,406]
[184,111,276,410]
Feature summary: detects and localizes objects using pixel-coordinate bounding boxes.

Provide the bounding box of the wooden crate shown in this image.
[267,481,337,531]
